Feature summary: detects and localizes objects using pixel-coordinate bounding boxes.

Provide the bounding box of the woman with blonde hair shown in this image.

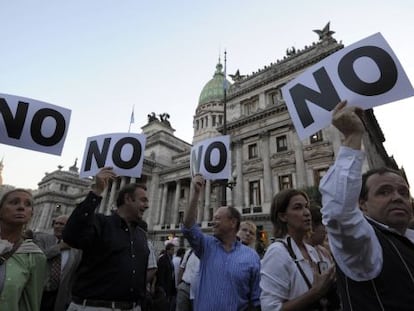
[260,189,338,311]
[0,189,47,311]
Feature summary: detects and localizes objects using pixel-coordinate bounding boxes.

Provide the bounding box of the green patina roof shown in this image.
[198,62,231,106]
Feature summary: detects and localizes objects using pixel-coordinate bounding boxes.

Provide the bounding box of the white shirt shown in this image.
[147,240,157,270]
[260,236,322,311]
[319,146,414,281]
[180,249,200,299]
[172,255,181,287]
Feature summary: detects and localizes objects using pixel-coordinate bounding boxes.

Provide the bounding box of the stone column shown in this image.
[260,131,273,203]
[159,183,168,225]
[107,179,118,214]
[98,186,109,213]
[173,180,181,224]
[147,171,160,228]
[259,93,266,107]
[203,180,211,221]
[234,139,244,208]
[120,176,127,189]
[293,131,307,189]
[36,204,53,231]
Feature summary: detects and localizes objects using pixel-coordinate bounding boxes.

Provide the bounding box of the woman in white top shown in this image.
[260,189,336,311]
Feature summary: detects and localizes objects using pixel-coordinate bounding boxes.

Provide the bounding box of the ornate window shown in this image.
[279,174,293,190]
[269,88,283,105]
[276,135,288,152]
[310,130,323,143]
[60,184,68,192]
[249,181,262,207]
[242,97,259,115]
[248,143,258,159]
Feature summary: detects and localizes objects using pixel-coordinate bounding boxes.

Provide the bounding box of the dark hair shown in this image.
[176,247,186,257]
[310,206,323,228]
[116,183,147,207]
[226,205,241,231]
[0,188,33,209]
[360,167,404,200]
[165,243,175,251]
[270,189,309,238]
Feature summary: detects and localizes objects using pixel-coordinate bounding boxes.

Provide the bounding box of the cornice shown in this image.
[227,43,343,99]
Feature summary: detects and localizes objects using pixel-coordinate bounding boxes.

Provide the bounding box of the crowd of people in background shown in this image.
[1,101,414,310]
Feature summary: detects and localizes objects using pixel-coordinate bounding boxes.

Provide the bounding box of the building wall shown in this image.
[31,167,92,233]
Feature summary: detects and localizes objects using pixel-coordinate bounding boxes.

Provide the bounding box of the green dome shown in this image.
[198,62,231,106]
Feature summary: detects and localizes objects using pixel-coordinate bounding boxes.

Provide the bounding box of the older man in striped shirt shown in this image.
[182,174,261,311]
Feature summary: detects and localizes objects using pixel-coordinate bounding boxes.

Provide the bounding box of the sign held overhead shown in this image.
[80,133,146,178]
[190,135,231,180]
[281,33,414,140]
[0,93,71,155]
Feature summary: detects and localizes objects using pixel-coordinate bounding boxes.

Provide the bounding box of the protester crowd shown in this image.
[1,101,414,311]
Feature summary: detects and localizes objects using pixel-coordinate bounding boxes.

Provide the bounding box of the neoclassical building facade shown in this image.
[31,24,397,249]
[31,161,92,233]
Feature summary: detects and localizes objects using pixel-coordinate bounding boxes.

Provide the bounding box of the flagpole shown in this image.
[128,105,135,133]
[221,50,228,206]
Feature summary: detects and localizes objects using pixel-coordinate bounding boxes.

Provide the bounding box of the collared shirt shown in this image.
[63,191,149,302]
[0,240,46,311]
[260,236,323,311]
[319,146,414,281]
[182,224,261,311]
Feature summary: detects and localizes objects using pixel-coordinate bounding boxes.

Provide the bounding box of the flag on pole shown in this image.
[128,105,135,132]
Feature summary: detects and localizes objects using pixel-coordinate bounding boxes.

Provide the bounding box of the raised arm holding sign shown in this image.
[319,100,414,310]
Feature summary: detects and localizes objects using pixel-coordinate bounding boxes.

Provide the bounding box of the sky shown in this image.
[1,0,414,189]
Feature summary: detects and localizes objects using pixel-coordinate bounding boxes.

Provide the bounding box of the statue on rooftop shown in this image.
[229,69,245,82]
[286,46,296,56]
[159,113,171,126]
[313,22,335,41]
[147,112,158,123]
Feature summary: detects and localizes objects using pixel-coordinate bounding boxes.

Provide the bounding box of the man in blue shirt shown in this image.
[182,174,261,311]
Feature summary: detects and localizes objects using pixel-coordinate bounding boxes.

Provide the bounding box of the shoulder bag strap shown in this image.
[181,249,194,267]
[0,239,23,294]
[277,237,312,289]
